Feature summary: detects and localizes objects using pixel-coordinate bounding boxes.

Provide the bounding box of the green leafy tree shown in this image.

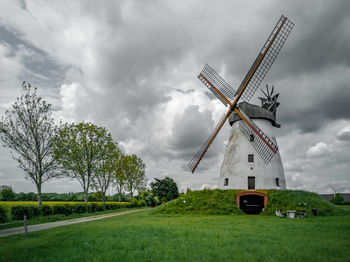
[91,139,121,203]
[0,188,16,201]
[330,193,344,205]
[122,154,146,202]
[151,176,179,202]
[53,122,113,203]
[0,82,60,205]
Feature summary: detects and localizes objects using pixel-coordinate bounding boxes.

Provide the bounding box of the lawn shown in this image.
[0,211,349,262]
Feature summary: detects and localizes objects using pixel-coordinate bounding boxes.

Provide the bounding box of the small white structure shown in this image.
[220,101,286,190]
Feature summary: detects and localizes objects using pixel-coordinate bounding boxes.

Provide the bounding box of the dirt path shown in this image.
[0,209,144,238]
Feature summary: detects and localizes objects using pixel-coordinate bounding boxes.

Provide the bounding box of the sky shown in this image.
[0,0,349,194]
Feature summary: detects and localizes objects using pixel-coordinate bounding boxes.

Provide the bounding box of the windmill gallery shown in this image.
[188,15,294,214]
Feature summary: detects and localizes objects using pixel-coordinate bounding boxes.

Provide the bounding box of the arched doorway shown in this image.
[236,191,268,214]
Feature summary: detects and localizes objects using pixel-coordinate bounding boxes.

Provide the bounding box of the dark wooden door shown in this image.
[248,176,255,190]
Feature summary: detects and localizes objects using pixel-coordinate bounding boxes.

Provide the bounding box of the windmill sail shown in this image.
[198,64,236,106]
[235,107,278,164]
[188,109,231,173]
[235,15,294,103]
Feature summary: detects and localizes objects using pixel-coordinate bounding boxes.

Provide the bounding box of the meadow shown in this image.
[0,210,349,262]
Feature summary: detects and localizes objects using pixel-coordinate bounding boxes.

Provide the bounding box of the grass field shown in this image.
[0,211,349,262]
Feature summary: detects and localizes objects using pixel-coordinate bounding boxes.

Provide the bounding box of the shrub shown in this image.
[73,203,89,214]
[344,200,350,205]
[330,194,344,205]
[41,205,53,216]
[0,206,8,223]
[139,199,147,207]
[52,204,73,216]
[11,205,41,220]
[89,203,98,213]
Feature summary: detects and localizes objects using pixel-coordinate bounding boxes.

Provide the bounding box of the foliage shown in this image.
[41,205,53,216]
[52,204,73,216]
[153,189,350,216]
[91,137,122,203]
[154,189,241,215]
[122,154,146,202]
[0,205,8,223]
[0,82,60,205]
[150,176,179,202]
[73,203,89,214]
[265,190,348,216]
[11,205,42,220]
[0,188,16,201]
[53,122,114,203]
[344,200,350,205]
[1,212,350,262]
[330,193,344,205]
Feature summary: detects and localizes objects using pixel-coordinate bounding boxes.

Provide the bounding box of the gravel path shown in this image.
[0,209,144,238]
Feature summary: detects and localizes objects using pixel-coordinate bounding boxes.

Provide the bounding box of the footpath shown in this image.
[0,209,144,238]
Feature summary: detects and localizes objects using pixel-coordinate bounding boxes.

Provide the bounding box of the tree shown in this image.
[0,188,16,201]
[151,176,179,202]
[0,82,60,205]
[122,154,146,202]
[330,193,344,205]
[92,142,122,203]
[53,122,113,203]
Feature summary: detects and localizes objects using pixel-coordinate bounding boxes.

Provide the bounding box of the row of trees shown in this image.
[0,82,146,205]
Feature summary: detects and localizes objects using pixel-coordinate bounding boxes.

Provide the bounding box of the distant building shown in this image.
[0,185,12,191]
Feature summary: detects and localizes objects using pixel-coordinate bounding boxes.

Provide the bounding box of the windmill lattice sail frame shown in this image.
[188,15,294,173]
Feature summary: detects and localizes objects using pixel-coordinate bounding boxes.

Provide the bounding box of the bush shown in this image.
[0,206,8,223]
[330,194,344,205]
[11,205,42,220]
[52,204,73,216]
[139,199,147,207]
[73,203,89,214]
[89,203,98,213]
[41,205,53,216]
[344,200,350,205]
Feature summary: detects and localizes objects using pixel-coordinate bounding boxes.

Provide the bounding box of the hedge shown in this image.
[0,205,8,223]
[2,201,134,221]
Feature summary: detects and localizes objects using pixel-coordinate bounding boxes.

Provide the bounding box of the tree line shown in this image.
[0,82,148,205]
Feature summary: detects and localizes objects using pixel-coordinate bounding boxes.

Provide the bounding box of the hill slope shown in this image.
[152,189,349,216]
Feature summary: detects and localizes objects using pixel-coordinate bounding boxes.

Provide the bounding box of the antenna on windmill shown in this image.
[188,15,294,173]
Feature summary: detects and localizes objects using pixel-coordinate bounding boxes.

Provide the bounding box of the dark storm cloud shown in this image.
[0,0,350,193]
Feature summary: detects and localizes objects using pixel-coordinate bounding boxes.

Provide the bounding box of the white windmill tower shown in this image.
[220,84,286,190]
[188,15,294,212]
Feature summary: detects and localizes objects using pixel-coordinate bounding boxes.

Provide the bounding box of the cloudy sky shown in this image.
[0,0,349,194]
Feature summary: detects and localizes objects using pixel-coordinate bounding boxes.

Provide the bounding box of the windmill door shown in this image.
[248,176,255,190]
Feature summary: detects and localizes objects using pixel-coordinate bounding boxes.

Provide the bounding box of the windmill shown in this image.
[188,15,294,181]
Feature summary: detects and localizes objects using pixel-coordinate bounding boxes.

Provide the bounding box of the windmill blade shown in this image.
[198,64,236,106]
[235,107,278,164]
[234,15,294,104]
[188,109,231,173]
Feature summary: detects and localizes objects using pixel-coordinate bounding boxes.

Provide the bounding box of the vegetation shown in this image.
[153,189,350,216]
[0,211,349,261]
[330,193,344,205]
[0,82,60,206]
[0,188,15,201]
[0,201,134,224]
[150,176,179,202]
[122,154,146,202]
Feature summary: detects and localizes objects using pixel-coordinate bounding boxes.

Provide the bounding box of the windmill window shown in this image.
[276,178,279,187]
[224,178,228,186]
[248,154,254,163]
[224,178,229,186]
[250,134,255,142]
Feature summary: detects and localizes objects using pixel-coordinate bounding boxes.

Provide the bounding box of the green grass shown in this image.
[0,207,140,230]
[0,211,349,261]
[154,189,349,216]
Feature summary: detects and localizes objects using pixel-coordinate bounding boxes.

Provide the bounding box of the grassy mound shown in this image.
[152,189,349,216]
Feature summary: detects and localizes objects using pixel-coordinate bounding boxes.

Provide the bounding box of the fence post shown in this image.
[24,215,28,237]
